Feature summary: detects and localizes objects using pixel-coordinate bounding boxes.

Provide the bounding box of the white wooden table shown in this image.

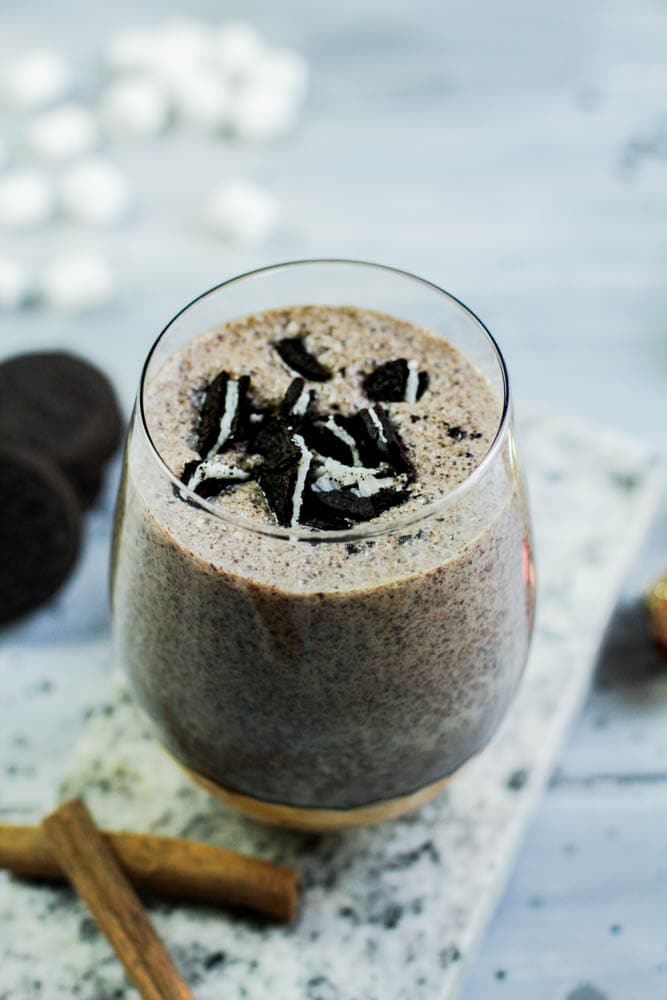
[1,1,666,997]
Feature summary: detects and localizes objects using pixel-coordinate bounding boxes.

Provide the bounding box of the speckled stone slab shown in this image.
[0,407,663,1000]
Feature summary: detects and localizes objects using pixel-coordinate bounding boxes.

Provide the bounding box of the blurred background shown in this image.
[1,0,665,435]
[1,2,666,998]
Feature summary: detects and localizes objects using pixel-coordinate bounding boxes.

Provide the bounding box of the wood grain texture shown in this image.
[42,800,194,1000]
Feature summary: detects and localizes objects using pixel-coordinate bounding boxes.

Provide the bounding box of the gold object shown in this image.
[182,765,453,832]
[648,574,667,653]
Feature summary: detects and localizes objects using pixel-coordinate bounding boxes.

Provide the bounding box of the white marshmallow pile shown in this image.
[0,251,115,312]
[0,155,130,231]
[0,17,306,310]
[102,18,307,140]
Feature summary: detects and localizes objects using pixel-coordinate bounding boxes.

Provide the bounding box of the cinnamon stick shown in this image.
[0,818,299,922]
[42,799,193,1000]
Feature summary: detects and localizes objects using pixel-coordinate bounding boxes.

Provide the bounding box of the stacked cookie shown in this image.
[0,352,123,624]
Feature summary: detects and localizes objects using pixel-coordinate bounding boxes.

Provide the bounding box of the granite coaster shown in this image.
[0,407,663,1000]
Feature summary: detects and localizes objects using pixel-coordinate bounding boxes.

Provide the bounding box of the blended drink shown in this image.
[112,292,534,827]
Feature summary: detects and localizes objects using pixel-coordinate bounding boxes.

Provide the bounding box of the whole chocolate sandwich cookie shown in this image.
[0,445,82,625]
[0,351,123,505]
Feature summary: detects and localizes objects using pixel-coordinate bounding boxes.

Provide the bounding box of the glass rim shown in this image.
[138,258,512,543]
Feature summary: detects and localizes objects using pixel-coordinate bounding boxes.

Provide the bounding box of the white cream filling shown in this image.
[290,384,312,417]
[368,406,387,444]
[187,458,250,490]
[324,416,361,464]
[405,360,420,404]
[290,433,312,526]
[312,456,394,498]
[207,378,239,458]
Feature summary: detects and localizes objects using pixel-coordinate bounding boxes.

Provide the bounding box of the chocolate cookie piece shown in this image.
[273,336,331,382]
[252,413,288,460]
[278,378,315,423]
[357,405,416,480]
[180,456,250,499]
[0,445,82,625]
[446,425,468,442]
[370,488,411,516]
[196,372,251,458]
[302,414,361,466]
[0,351,123,506]
[305,488,376,527]
[254,417,313,527]
[363,359,429,403]
[302,485,410,530]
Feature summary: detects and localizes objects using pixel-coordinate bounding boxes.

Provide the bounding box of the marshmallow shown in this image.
[228,48,308,142]
[2,49,71,110]
[26,103,99,161]
[204,179,278,245]
[100,76,169,138]
[59,157,131,225]
[112,18,212,96]
[250,48,308,104]
[152,17,212,74]
[172,69,232,131]
[229,86,300,142]
[106,26,160,76]
[0,257,30,308]
[40,252,115,311]
[212,22,267,84]
[0,169,54,229]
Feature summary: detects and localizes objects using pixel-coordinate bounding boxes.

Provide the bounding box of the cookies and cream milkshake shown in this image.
[112,265,535,829]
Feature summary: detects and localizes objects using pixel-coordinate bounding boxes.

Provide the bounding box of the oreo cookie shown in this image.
[278,378,315,422]
[371,488,411,516]
[196,372,250,458]
[252,413,286,460]
[254,417,313,526]
[0,445,82,625]
[180,358,419,530]
[273,336,331,382]
[363,359,429,403]
[356,405,416,480]
[0,351,123,506]
[303,485,410,530]
[304,488,376,527]
[302,414,361,466]
[181,457,250,499]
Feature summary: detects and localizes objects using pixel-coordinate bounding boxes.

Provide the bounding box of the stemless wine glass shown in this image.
[111,260,536,830]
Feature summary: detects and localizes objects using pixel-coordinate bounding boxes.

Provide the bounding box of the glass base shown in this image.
[181,764,453,831]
